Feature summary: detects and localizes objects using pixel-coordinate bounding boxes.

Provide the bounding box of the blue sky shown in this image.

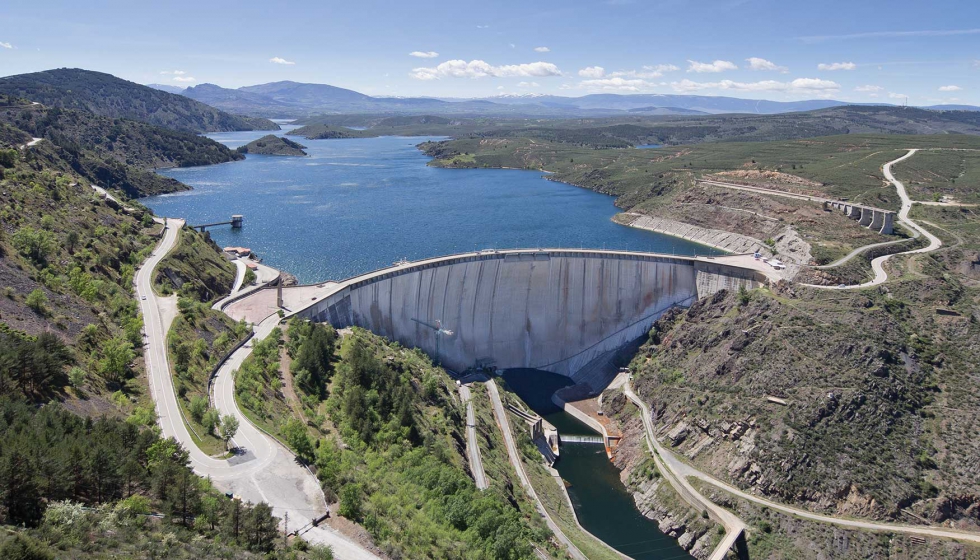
[1,0,978,104]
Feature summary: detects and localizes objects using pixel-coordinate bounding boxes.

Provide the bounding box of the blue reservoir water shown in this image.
[634,144,663,149]
[146,131,719,284]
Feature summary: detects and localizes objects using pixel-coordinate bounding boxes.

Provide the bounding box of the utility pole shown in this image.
[283,511,289,549]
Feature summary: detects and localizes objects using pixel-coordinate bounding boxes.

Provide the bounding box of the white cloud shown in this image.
[159,70,186,75]
[409,51,439,58]
[671,77,840,95]
[687,60,737,73]
[609,64,679,79]
[534,46,550,52]
[888,92,907,99]
[476,25,490,29]
[270,57,295,65]
[173,76,196,83]
[518,81,540,88]
[746,57,788,72]
[938,85,962,91]
[817,62,856,71]
[0,42,13,49]
[578,66,605,78]
[855,85,883,92]
[580,77,655,92]
[410,59,562,80]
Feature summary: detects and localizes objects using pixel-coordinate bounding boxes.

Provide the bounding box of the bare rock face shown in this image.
[611,418,715,559]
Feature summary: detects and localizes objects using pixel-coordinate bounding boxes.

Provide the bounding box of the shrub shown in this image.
[12,227,56,264]
[189,395,208,423]
[42,500,87,529]
[68,367,86,388]
[25,289,47,313]
[0,148,17,168]
[0,533,54,560]
[99,337,135,384]
[338,484,362,521]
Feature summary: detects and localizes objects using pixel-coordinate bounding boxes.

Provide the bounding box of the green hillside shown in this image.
[0,69,278,133]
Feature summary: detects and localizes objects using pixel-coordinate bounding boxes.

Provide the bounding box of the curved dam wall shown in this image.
[294,250,765,378]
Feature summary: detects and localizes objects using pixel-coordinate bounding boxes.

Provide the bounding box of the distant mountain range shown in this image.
[0,69,277,133]
[173,80,980,119]
[146,83,186,95]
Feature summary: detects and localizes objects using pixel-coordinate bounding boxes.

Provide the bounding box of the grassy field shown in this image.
[891,148,980,204]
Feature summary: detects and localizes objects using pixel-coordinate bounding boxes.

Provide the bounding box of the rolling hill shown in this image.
[0,69,278,133]
[178,78,980,120]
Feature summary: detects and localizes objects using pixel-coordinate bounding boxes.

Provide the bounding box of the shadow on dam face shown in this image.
[296,250,764,379]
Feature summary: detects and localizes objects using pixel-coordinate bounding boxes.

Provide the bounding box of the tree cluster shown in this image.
[0,398,278,551]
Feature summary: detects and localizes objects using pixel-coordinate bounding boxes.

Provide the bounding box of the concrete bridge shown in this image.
[290,249,766,379]
[824,201,895,235]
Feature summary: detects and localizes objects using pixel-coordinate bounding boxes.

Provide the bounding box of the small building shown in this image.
[223,246,252,258]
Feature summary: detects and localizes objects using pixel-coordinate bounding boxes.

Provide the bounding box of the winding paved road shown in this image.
[624,384,980,553]
[136,219,379,559]
[807,149,943,290]
[623,387,745,560]
[230,259,247,294]
[458,383,489,490]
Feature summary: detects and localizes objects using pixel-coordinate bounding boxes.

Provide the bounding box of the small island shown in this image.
[236,134,308,156]
[287,123,374,140]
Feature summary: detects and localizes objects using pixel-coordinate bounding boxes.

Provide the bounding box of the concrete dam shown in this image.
[292,249,766,378]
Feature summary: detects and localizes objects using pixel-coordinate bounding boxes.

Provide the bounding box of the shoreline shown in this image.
[618,213,767,256]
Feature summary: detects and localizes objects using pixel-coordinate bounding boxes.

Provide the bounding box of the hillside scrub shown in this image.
[0,69,278,134]
[0,127,163,409]
[0,97,247,197]
[155,227,236,302]
[629,272,980,527]
[237,323,560,559]
[168,297,249,452]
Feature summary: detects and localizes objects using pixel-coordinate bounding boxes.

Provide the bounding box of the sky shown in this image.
[1,0,978,104]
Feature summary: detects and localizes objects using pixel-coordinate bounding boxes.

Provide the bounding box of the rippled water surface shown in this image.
[147,131,719,283]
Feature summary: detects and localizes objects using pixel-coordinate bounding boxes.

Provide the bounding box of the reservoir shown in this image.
[146,131,709,558]
[147,131,720,283]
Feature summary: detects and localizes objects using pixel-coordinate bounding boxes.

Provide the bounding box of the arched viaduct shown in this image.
[291,249,766,378]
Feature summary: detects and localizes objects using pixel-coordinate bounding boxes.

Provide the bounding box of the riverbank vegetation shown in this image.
[0,95,248,197]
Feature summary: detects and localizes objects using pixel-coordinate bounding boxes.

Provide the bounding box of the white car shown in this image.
[140,295,147,300]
